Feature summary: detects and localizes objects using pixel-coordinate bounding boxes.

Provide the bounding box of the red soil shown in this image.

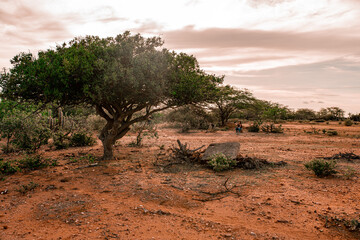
[1,121,360,240]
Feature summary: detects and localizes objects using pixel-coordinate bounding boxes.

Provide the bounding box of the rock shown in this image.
[201,142,240,161]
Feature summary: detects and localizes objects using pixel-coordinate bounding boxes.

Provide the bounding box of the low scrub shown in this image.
[16,182,39,195]
[70,133,95,147]
[261,123,283,133]
[208,153,237,172]
[304,159,337,177]
[0,160,18,176]
[344,119,353,126]
[247,121,261,132]
[327,130,338,136]
[17,155,52,171]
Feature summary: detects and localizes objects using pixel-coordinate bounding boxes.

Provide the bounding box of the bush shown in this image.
[70,133,95,147]
[327,130,338,136]
[12,114,51,153]
[1,143,17,154]
[0,161,18,175]
[248,121,261,132]
[344,119,353,126]
[261,123,283,133]
[304,159,337,177]
[208,153,237,172]
[166,105,216,132]
[17,155,49,171]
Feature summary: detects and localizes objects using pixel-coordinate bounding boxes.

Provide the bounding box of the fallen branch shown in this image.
[193,177,241,202]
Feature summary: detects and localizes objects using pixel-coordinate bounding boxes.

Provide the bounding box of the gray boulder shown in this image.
[201,142,240,161]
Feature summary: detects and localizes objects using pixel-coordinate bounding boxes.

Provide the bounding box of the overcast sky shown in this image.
[1,0,359,113]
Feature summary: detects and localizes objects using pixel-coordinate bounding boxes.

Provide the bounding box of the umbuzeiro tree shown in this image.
[0,32,222,159]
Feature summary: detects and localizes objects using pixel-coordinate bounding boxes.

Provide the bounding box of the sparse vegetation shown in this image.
[17,155,50,171]
[16,182,39,195]
[344,119,353,126]
[327,130,338,136]
[70,133,95,147]
[0,160,18,176]
[208,153,237,172]
[247,120,261,132]
[304,159,338,177]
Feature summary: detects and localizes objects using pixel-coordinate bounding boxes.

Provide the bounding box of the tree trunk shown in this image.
[99,119,131,160]
[101,137,115,160]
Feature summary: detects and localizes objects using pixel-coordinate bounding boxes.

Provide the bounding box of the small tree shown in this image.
[211,85,254,126]
[0,32,222,159]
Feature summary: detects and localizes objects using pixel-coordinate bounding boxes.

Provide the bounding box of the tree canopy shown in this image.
[0,32,223,159]
[211,85,254,126]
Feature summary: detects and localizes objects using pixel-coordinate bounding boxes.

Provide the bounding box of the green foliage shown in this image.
[208,153,237,172]
[52,131,71,149]
[78,154,97,163]
[261,123,283,133]
[293,108,316,120]
[344,119,353,126]
[318,107,345,121]
[211,85,254,126]
[0,161,18,175]
[247,121,261,132]
[70,133,95,147]
[7,113,51,153]
[327,130,338,136]
[130,119,158,147]
[17,155,49,171]
[304,159,337,177]
[1,32,222,159]
[167,105,216,132]
[262,102,289,123]
[16,182,39,195]
[350,113,360,122]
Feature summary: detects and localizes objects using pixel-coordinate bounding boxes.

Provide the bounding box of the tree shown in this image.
[0,32,222,159]
[212,85,254,126]
[318,107,345,121]
[262,102,289,123]
[293,108,316,120]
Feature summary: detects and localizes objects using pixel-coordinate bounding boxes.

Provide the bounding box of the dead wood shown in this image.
[170,140,205,162]
[192,177,241,202]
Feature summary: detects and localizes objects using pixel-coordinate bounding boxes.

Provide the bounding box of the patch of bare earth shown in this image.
[1,122,360,239]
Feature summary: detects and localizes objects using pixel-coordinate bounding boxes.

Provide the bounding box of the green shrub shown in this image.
[12,115,51,153]
[166,105,216,132]
[1,143,17,154]
[70,133,95,147]
[17,155,49,171]
[52,132,71,150]
[208,153,237,172]
[304,159,337,177]
[261,123,283,133]
[327,130,338,136]
[344,119,353,126]
[0,161,18,175]
[248,121,261,132]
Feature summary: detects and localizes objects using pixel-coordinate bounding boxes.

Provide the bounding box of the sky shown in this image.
[1,0,359,114]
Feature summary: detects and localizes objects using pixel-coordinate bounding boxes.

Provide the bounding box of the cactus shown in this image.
[58,107,64,128]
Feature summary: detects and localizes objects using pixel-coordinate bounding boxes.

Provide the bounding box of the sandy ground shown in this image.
[1,121,360,240]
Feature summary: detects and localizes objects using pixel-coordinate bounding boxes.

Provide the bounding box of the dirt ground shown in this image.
[1,121,360,240]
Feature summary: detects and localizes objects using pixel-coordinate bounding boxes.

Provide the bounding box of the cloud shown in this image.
[163,26,360,53]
